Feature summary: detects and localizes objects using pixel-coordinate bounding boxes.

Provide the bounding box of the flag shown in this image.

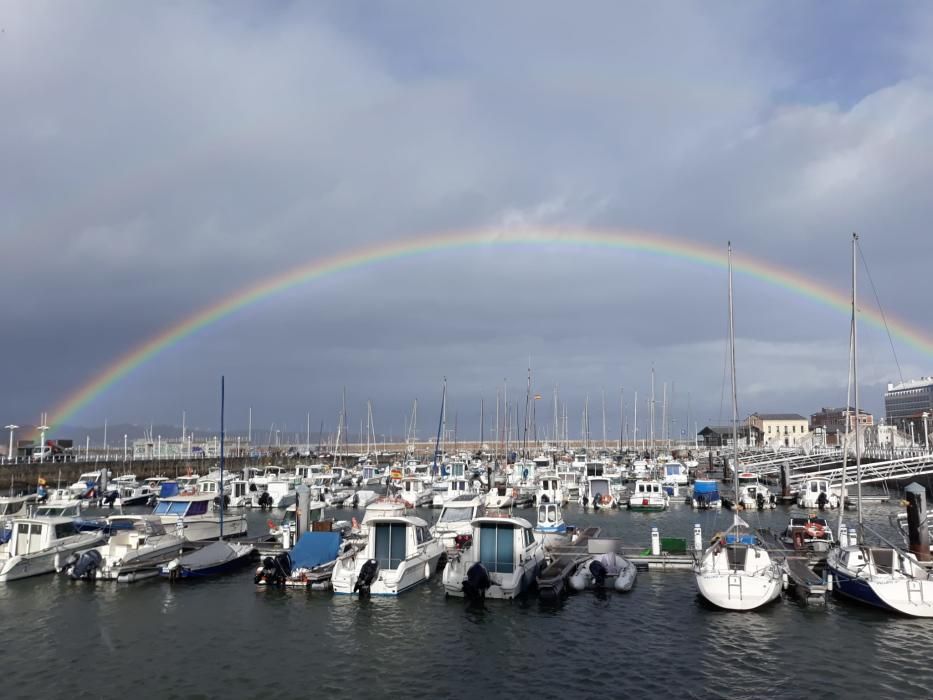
[733,513,749,529]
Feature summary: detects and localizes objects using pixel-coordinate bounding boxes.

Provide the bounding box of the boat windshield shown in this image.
[439,506,473,523]
[153,501,190,516]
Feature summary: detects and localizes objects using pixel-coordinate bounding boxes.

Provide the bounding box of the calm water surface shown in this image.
[1,499,928,700]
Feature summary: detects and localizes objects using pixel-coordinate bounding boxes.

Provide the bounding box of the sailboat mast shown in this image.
[728,243,739,499]
[219,376,225,539]
[853,232,863,528]
[432,378,447,476]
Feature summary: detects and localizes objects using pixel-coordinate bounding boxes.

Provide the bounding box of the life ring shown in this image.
[804,522,826,538]
[267,519,275,530]
[599,494,612,506]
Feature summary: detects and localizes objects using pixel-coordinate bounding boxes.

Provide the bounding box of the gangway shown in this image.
[785,453,933,492]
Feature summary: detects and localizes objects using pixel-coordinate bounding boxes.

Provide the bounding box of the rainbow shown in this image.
[42,227,932,432]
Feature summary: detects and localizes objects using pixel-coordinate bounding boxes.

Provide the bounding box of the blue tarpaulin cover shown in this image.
[724,534,757,545]
[160,482,180,498]
[693,481,720,495]
[291,532,341,569]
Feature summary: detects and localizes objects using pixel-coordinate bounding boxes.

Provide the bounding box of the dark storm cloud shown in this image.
[1,1,931,436]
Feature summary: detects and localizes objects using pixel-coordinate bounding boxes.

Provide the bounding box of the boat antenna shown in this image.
[220,375,225,540]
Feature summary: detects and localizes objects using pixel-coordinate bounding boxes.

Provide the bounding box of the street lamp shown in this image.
[5,425,18,464]
[923,412,930,453]
[38,423,50,462]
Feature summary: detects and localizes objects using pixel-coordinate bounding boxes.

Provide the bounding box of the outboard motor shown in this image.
[756,492,766,511]
[258,492,273,510]
[462,562,491,600]
[589,558,609,588]
[354,559,380,596]
[104,490,119,508]
[581,495,589,508]
[255,552,293,586]
[213,495,230,510]
[593,492,602,510]
[352,493,360,508]
[67,550,103,580]
[817,491,828,511]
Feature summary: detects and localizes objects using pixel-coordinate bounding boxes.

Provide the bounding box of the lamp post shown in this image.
[923,412,930,453]
[5,425,18,464]
[38,423,50,463]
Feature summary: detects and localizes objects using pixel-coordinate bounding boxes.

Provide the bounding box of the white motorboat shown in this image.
[780,517,835,553]
[113,482,156,508]
[580,476,616,509]
[69,471,107,497]
[569,551,637,592]
[66,515,188,582]
[626,480,668,512]
[348,489,379,509]
[0,494,35,519]
[694,517,784,611]
[247,479,297,509]
[431,478,476,508]
[737,473,776,510]
[796,477,839,510]
[151,494,247,541]
[533,502,571,549]
[268,501,328,543]
[484,484,514,510]
[161,540,256,579]
[45,488,87,510]
[535,474,567,506]
[398,477,433,508]
[431,495,484,549]
[442,515,545,600]
[332,515,444,595]
[0,516,105,582]
[661,461,689,487]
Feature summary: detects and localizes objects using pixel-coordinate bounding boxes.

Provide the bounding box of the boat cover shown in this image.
[290,532,341,569]
[180,541,250,569]
[160,482,180,498]
[694,481,720,495]
[724,534,757,545]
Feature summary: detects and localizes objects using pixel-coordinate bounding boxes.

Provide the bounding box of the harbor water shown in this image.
[2,499,929,700]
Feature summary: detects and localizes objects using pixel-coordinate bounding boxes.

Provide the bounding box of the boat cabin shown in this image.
[634,480,663,495]
[152,495,213,518]
[3,517,80,557]
[437,496,483,526]
[535,503,564,532]
[472,516,536,574]
[369,516,433,571]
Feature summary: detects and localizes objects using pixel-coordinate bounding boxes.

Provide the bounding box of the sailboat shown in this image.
[824,234,933,617]
[694,243,783,611]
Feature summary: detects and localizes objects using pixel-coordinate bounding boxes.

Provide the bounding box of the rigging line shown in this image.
[856,239,903,383]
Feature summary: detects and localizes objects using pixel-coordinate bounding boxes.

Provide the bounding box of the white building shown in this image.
[748,413,810,448]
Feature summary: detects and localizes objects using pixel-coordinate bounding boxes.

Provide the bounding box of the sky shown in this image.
[2,1,933,443]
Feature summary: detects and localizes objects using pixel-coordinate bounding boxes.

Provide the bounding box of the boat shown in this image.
[736,473,777,510]
[533,502,571,548]
[161,540,256,579]
[796,477,840,510]
[690,480,722,510]
[780,517,835,553]
[824,234,933,618]
[112,482,156,508]
[535,474,567,506]
[0,516,105,582]
[580,475,616,509]
[151,494,248,541]
[431,478,476,508]
[568,551,637,592]
[694,243,784,611]
[626,480,668,512]
[69,471,107,497]
[484,483,514,510]
[661,461,689,487]
[442,515,545,600]
[348,489,378,509]
[331,515,444,595]
[255,530,361,589]
[65,515,189,582]
[398,476,433,508]
[695,517,784,610]
[431,495,484,549]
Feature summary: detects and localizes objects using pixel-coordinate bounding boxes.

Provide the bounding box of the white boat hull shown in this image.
[694,570,782,611]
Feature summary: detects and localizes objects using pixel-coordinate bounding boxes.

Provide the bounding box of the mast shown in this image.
[650,368,656,457]
[633,390,638,449]
[602,390,607,450]
[219,376,225,539]
[853,232,863,529]
[432,378,446,477]
[728,243,740,503]
[619,387,624,453]
[480,398,485,449]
